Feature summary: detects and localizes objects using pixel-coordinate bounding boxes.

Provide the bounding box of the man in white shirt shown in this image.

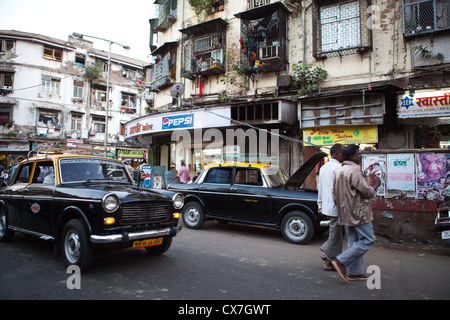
[318,143,344,271]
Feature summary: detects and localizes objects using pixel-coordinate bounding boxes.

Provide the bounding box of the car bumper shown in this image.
[90,225,182,244]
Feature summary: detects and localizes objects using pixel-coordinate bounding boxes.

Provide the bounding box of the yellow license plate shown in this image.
[132,237,163,249]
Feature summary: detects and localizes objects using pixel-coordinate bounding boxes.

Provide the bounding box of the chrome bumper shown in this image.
[90,225,182,244]
[319,220,331,227]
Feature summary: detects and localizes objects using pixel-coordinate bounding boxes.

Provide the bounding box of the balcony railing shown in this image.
[248,0,271,9]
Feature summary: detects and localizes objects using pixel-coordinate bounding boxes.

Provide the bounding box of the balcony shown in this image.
[153,0,177,32]
[235,2,290,74]
[403,0,450,36]
[180,18,228,79]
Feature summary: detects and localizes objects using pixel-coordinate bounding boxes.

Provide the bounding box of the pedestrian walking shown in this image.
[177,159,190,184]
[318,143,344,271]
[332,144,381,282]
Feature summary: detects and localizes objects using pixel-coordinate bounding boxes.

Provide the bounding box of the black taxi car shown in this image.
[168,152,327,244]
[0,152,183,270]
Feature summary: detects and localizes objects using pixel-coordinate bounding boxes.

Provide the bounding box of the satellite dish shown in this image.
[170,83,185,97]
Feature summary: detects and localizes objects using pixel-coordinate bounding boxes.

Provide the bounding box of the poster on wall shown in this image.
[362,154,386,196]
[417,153,450,200]
[385,154,416,192]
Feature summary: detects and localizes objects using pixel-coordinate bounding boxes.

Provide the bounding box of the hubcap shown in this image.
[287,218,306,239]
[186,208,199,224]
[0,213,6,237]
[64,231,81,263]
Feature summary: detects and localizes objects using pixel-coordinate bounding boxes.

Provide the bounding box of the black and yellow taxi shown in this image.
[0,151,183,270]
[168,152,327,245]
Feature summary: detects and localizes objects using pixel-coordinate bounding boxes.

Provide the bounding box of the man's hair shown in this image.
[342,144,360,161]
[330,143,343,156]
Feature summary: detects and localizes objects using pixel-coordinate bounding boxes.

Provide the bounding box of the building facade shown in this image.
[0,30,150,169]
[125,0,450,241]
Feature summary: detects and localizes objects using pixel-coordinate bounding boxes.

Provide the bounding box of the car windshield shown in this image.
[59,158,131,183]
[263,166,288,187]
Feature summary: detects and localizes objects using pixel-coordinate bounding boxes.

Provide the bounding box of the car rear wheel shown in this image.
[145,237,172,255]
[61,219,93,271]
[182,202,205,229]
[281,211,314,245]
[0,208,14,242]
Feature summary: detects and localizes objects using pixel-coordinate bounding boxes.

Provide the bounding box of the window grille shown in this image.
[313,0,372,59]
[248,0,271,9]
[403,0,450,36]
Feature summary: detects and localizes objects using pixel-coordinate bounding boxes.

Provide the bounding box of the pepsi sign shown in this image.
[162,114,194,130]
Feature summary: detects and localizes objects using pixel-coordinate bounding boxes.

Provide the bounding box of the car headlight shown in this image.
[103,194,119,212]
[172,193,184,210]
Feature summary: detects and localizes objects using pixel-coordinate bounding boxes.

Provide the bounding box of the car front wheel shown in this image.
[0,207,14,242]
[281,211,314,245]
[61,219,93,271]
[182,202,205,229]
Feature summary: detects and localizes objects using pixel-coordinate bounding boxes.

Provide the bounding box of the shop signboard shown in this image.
[398,89,450,118]
[302,125,378,147]
[125,107,231,138]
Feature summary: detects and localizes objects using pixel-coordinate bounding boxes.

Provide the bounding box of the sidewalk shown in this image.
[374,234,450,257]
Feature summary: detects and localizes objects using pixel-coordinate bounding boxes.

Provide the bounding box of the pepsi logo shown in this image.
[162,114,194,130]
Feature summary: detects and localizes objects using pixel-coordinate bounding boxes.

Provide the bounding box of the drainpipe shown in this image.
[302,1,312,64]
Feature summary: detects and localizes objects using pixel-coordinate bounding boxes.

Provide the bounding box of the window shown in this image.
[73,81,83,98]
[320,1,361,53]
[71,113,82,131]
[234,168,263,186]
[0,38,15,53]
[14,163,33,184]
[43,45,63,62]
[313,0,372,59]
[31,161,55,185]
[75,54,85,67]
[403,0,450,36]
[122,67,137,79]
[92,116,106,133]
[96,90,107,102]
[204,167,232,184]
[121,93,137,113]
[37,110,59,129]
[41,75,60,95]
[231,102,279,122]
[0,72,13,95]
[0,105,12,125]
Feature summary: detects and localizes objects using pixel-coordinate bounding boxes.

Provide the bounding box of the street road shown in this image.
[1,220,449,300]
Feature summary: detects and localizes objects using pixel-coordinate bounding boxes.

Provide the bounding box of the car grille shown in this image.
[121,202,170,225]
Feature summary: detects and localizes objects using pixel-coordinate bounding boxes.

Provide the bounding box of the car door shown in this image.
[199,167,232,217]
[228,167,272,223]
[5,161,34,229]
[20,160,55,237]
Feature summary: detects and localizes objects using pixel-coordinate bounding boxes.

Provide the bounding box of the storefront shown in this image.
[0,140,31,177]
[124,99,299,177]
[298,87,450,241]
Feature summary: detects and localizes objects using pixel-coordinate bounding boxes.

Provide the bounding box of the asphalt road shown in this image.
[1,220,449,301]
